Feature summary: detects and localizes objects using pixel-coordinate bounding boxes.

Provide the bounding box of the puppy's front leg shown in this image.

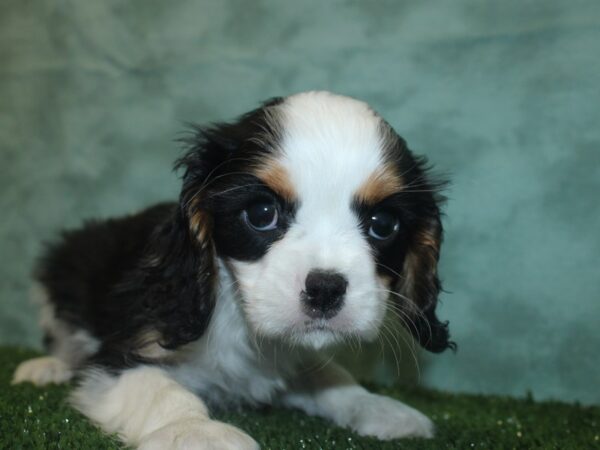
[282,361,433,440]
[71,366,258,450]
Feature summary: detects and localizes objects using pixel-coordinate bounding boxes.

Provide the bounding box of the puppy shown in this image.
[13,91,454,449]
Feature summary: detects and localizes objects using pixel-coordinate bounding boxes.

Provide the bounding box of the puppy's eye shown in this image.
[243,202,279,231]
[368,210,400,240]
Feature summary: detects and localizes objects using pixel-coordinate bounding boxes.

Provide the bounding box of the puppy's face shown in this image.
[179,91,452,352]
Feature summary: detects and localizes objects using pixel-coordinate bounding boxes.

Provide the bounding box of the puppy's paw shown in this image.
[138,419,259,450]
[348,394,434,439]
[12,356,72,386]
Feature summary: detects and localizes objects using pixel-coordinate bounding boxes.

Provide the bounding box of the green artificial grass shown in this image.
[1,347,599,449]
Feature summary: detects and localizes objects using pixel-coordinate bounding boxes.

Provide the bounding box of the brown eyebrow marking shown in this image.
[253,159,297,202]
[355,163,404,204]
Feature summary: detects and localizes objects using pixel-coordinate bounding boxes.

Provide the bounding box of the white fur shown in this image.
[12,284,99,386]
[166,263,295,406]
[35,283,100,366]
[12,356,72,385]
[71,366,258,450]
[282,361,434,439]
[231,91,389,349]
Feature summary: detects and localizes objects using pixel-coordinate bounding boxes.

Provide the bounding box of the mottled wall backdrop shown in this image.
[1,1,599,404]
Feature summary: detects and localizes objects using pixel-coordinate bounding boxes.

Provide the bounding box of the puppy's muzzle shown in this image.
[301,269,348,319]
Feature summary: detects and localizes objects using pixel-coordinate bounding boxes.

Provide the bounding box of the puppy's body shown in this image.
[14,92,453,449]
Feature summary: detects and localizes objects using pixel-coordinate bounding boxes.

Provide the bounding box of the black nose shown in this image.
[302,269,348,319]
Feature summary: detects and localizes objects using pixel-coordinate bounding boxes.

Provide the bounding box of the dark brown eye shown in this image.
[243,202,278,231]
[368,210,400,240]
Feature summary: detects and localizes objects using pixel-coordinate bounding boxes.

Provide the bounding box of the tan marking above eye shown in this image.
[253,159,297,202]
[355,164,404,205]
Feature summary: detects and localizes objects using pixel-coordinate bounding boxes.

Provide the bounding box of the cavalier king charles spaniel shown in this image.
[13,91,454,449]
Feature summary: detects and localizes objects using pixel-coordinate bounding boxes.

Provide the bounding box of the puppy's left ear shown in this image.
[397,191,455,353]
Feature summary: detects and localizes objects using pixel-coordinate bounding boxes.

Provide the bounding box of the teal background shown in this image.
[1,1,599,405]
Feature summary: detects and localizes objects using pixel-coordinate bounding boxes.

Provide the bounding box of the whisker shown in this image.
[205,183,266,200]
[372,287,433,344]
[184,169,258,210]
[382,303,422,382]
[379,322,401,377]
[375,262,406,280]
[180,154,256,205]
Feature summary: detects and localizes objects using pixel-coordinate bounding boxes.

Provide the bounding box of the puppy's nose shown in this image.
[302,269,348,319]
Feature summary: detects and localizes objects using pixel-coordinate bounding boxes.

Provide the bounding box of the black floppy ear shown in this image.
[140,125,242,350]
[396,197,455,353]
[107,133,229,355]
[136,206,217,350]
[95,204,217,366]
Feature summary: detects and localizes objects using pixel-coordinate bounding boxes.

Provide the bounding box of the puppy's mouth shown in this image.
[302,319,335,333]
[294,315,357,348]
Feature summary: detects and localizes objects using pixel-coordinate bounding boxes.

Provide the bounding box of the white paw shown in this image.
[138,419,259,450]
[12,356,72,386]
[347,394,434,439]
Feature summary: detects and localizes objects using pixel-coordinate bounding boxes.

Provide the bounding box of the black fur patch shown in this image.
[206,174,297,261]
[36,203,217,368]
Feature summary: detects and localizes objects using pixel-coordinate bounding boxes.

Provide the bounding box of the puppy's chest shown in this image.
[166,284,293,407]
[168,340,289,407]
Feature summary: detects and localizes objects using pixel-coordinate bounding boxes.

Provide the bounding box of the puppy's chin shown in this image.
[246,313,384,351]
[268,326,347,351]
[294,328,340,350]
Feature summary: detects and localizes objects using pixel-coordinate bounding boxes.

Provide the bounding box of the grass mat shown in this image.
[1,346,598,449]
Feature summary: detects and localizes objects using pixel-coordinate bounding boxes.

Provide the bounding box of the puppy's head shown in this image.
[177,91,453,352]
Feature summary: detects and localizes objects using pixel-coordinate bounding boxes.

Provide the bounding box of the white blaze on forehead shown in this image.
[277,91,387,213]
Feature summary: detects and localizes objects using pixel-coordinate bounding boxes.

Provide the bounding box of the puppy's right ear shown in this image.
[107,118,247,356]
[136,121,251,352]
[137,207,217,350]
[98,203,218,365]
[140,123,247,351]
